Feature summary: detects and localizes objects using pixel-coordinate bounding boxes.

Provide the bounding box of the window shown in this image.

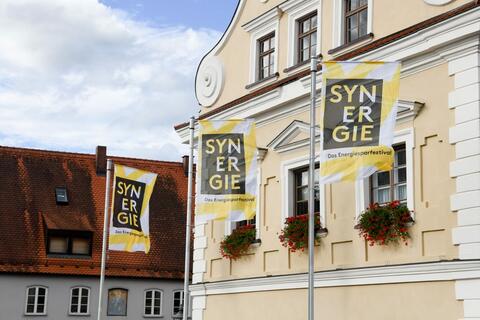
[144,289,162,317]
[297,12,318,63]
[25,286,47,315]
[47,230,92,256]
[55,187,68,204]
[70,287,89,315]
[370,144,407,204]
[172,290,184,315]
[294,166,320,216]
[344,0,368,43]
[236,216,256,228]
[258,32,275,80]
[107,288,128,316]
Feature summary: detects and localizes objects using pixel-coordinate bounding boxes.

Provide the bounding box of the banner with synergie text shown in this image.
[319,61,401,183]
[109,164,157,253]
[196,119,258,222]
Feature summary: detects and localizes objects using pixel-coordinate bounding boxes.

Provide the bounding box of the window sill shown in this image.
[143,315,164,318]
[328,33,374,56]
[68,313,91,317]
[283,54,323,74]
[245,72,279,90]
[24,313,47,317]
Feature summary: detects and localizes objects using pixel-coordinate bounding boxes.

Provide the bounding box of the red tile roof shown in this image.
[0,146,189,279]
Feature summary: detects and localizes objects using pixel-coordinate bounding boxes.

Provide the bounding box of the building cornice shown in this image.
[190,260,480,296]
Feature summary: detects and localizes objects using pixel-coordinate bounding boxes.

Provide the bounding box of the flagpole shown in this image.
[97,159,113,320]
[182,117,195,320]
[308,56,318,320]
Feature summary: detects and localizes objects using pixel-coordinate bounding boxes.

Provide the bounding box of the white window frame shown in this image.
[243,9,280,86]
[332,0,373,48]
[69,286,90,316]
[24,286,48,316]
[281,0,321,69]
[143,289,163,318]
[355,128,415,220]
[172,290,184,316]
[281,156,326,227]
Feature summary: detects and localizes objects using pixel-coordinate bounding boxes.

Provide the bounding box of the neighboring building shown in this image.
[175,0,480,319]
[0,146,189,319]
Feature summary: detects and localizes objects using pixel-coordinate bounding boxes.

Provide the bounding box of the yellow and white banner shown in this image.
[196,119,258,222]
[109,164,157,253]
[319,61,401,183]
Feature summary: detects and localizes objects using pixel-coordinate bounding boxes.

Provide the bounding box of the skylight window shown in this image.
[55,187,68,204]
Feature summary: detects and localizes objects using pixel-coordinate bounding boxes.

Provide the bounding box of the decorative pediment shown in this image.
[397,100,424,123]
[267,120,320,153]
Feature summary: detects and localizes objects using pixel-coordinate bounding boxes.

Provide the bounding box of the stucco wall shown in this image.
[0,274,184,320]
[203,281,463,320]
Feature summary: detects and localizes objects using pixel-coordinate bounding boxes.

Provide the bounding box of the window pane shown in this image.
[376,188,390,203]
[269,54,274,68]
[396,184,407,201]
[28,287,36,296]
[146,290,152,299]
[72,238,90,255]
[360,0,368,6]
[26,304,35,314]
[397,167,407,183]
[49,236,68,253]
[303,19,310,32]
[154,307,161,315]
[302,49,310,62]
[71,304,78,314]
[359,10,368,36]
[297,187,308,201]
[296,202,308,216]
[38,288,46,296]
[72,296,78,306]
[37,305,45,313]
[27,295,35,305]
[37,295,45,305]
[72,288,79,297]
[145,306,151,315]
[311,15,317,28]
[349,0,359,11]
[302,37,310,51]
[270,37,275,49]
[376,171,390,186]
[81,295,88,305]
[396,149,406,166]
[80,305,88,314]
[262,39,270,51]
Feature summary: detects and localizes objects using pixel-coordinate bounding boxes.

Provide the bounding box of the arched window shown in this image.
[25,286,48,315]
[144,289,163,317]
[107,288,128,316]
[70,287,90,315]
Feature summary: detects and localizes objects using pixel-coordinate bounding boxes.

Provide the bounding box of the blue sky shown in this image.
[0,0,238,161]
[100,0,239,31]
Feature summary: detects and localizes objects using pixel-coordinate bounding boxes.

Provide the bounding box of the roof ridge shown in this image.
[0,145,184,166]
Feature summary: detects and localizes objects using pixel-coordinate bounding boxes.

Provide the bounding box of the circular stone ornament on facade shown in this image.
[196,56,224,107]
[423,0,454,5]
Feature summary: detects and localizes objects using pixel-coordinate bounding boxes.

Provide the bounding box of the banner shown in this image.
[319,61,401,183]
[196,119,258,222]
[109,164,157,253]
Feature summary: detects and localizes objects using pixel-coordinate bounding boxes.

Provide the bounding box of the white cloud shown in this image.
[0,0,220,160]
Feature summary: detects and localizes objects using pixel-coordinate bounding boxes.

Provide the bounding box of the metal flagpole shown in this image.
[97,159,113,320]
[308,56,318,320]
[182,117,195,320]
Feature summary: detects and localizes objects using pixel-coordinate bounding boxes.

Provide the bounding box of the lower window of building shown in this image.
[370,144,407,204]
[294,166,319,216]
[107,288,128,316]
[70,287,89,315]
[144,289,162,317]
[25,286,47,315]
[173,290,184,315]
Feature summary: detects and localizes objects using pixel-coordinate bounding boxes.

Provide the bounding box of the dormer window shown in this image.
[258,32,275,81]
[55,187,68,204]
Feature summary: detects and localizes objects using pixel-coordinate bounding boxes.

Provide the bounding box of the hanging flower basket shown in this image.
[220,224,256,260]
[279,213,325,252]
[357,200,414,246]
